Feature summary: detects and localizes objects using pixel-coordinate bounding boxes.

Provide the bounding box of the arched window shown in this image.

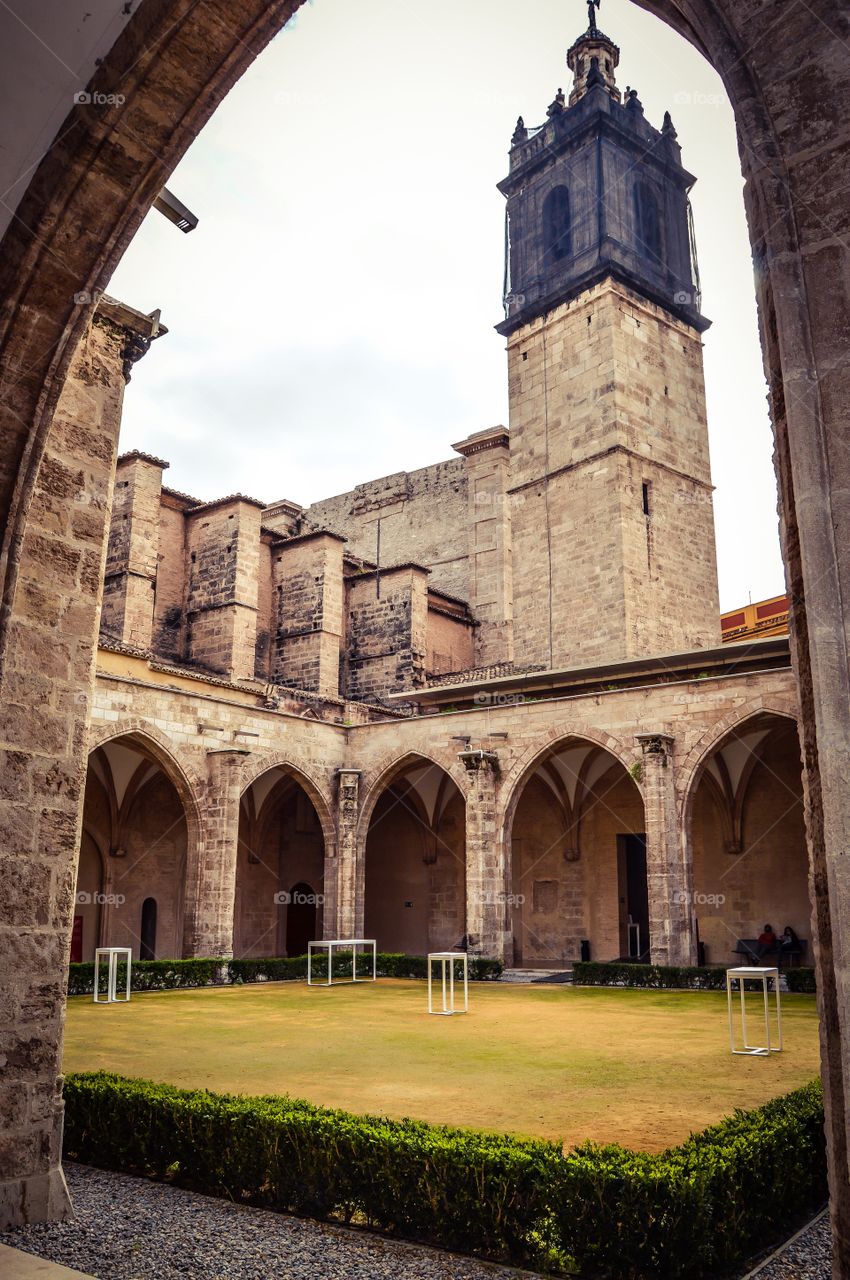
[140,897,157,960]
[633,181,663,266]
[543,185,571,266]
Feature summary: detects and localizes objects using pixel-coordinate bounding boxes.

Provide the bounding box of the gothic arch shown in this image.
[359,749,468,955]
[86,719,204,839]
[678,699,799,821]
[239,753,336,856]
[499,724,642,840]
[357,748,470,847]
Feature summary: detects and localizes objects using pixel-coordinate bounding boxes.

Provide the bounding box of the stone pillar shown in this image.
[463,753,509,962]
[637,733,695,965]
[272,531,344,696]
[186,497,263,681]
[100,451,166,649]
[453,427,514,666]
[335,769,361,938]
[0,302,160,1230]
[185,749,249,958]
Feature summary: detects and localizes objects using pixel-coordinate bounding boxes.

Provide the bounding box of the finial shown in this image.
[547,87,567,117]
[587,0,601,32]
[512,116,528,146]
[626,87,644,115]
[662,110,678,139]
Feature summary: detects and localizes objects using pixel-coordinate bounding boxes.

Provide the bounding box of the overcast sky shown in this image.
[108,0,785,612]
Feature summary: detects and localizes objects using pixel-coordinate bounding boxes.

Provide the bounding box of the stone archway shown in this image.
[503,734,645,968]
[359,752,467,955]
[235,766,329,958]
[0,0,848,1259]
[683,711,806,968]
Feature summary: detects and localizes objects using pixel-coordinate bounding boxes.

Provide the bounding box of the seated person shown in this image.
[754,923,777,960]
[779,925,800,957]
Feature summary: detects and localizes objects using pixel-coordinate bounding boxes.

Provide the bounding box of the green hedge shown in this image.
[573,961,728,990]
[67,952,502,996]
[784,967,816,993]
[63,1072,826,1278]
[573,962,820,995]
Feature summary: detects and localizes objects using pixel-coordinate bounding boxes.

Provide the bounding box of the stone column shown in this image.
[185,749,249,958]
[0,303,161,1230]
[335,769,361,938]
[463,753,509,963]
[637,733,695,966]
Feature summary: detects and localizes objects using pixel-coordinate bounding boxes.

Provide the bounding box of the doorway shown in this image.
[286,881,317,957]
[618,835,649,961]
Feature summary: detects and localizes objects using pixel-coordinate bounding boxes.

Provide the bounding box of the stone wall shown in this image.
[345,566,429,701]
[303,461,471,602]
[508,278,720,669]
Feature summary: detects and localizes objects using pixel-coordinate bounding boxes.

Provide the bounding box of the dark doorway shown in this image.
[286,881,317,958]
[140,897,157,960]
[618,835,649,960]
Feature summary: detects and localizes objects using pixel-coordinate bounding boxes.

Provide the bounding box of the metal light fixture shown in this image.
[153,187,199,233]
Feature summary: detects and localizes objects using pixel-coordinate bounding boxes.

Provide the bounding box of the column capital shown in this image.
[635,732,675,759]
[458,748,500,775]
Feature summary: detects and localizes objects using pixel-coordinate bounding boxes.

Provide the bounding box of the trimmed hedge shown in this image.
[63,1072,826,1278]
[573,961,820,994]
[573,961,728,990]
[67,952,502,997]
[785,967,816,993]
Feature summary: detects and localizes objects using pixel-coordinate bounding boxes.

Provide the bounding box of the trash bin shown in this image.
[580,939,591,962]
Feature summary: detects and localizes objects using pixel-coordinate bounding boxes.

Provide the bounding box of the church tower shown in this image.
[499,2,721,670]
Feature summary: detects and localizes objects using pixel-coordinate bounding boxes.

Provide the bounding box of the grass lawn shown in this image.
[63,979,820,1152]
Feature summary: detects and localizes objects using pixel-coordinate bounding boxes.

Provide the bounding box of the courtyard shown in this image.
[64,980,820,1151]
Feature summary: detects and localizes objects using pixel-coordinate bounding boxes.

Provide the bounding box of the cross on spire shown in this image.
[587,0,601,32]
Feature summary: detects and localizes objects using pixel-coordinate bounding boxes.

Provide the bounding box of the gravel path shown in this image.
[1,1164,542,1280]
[742,1209,831,1279]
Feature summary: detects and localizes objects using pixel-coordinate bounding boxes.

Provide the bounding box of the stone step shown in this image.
[0,1244,95,1279]
[500,968,573,984]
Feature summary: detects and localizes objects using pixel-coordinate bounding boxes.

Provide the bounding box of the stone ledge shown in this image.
[0,1245,94,1279]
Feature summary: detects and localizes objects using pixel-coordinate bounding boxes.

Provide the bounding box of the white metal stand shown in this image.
[427,951,469,1015]
[307,938,376,986]
[93,947,132,1004]
[726,966,782,1055]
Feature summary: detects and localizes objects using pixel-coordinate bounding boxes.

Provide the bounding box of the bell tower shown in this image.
[499,2,721,670]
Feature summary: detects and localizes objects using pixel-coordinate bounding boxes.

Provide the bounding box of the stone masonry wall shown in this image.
[345,566,429,701]
[303,460,470,601]
[152,499,189,661]
[508,277,720,669]
[186,499,262,679]
[272,533,344,696]
[100,455,165,649]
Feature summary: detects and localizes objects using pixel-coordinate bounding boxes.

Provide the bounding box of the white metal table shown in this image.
[307,938,376,986]
[427,951,469,1016]
[93,946,132,1004]
[726,965,782,1055]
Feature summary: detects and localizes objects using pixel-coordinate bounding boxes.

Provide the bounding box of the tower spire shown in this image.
[567,3,621,105]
